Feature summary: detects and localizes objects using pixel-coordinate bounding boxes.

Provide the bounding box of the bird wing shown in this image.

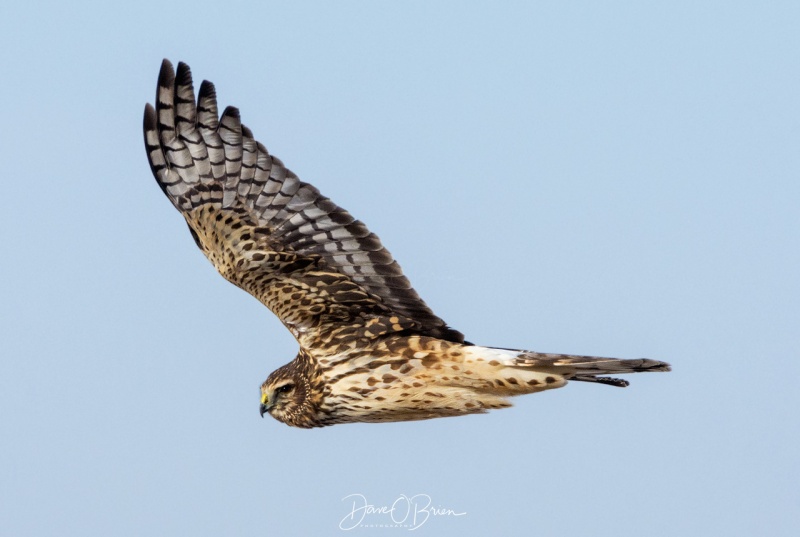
[143,60,464,351]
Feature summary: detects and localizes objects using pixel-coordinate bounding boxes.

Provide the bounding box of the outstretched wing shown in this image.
[143,60,464,351]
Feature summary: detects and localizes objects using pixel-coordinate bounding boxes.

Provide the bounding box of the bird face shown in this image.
[260,379,298,418]
[258,351,325,428]
[259,363,312,426]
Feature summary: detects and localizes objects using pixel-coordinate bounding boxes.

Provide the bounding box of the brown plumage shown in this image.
[143,59,670,428]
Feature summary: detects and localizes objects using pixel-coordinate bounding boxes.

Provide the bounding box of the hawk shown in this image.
[143,60,670,428]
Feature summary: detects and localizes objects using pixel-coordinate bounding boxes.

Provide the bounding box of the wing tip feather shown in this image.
[158,58,175,89]
[143,102,156,129]
[175,61,192,86]
[198,79,217,101]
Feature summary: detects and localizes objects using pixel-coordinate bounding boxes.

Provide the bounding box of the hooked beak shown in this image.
[259,392,273,418]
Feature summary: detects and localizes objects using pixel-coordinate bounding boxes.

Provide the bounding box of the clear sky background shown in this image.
[1,1,798,536]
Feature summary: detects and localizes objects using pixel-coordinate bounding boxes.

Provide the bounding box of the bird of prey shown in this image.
[143,59,670,429]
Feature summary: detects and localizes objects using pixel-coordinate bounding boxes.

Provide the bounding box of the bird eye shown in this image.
[277,383,294,393]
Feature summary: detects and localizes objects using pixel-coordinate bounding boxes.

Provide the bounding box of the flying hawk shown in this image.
[143,60,670,428]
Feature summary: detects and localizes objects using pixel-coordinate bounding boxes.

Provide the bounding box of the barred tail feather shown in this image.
[512,351,671,388]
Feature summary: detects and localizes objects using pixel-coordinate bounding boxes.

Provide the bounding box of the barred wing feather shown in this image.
[143,60,464,350]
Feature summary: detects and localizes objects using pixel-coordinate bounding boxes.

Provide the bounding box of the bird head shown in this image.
[260,359,318,427]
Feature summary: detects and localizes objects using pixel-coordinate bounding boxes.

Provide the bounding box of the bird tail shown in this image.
[510,350,671,387]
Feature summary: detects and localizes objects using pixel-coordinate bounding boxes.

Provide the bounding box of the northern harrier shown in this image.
[143,60,670,428]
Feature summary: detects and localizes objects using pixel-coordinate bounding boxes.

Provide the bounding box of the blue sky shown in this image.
[1,1,798,535]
